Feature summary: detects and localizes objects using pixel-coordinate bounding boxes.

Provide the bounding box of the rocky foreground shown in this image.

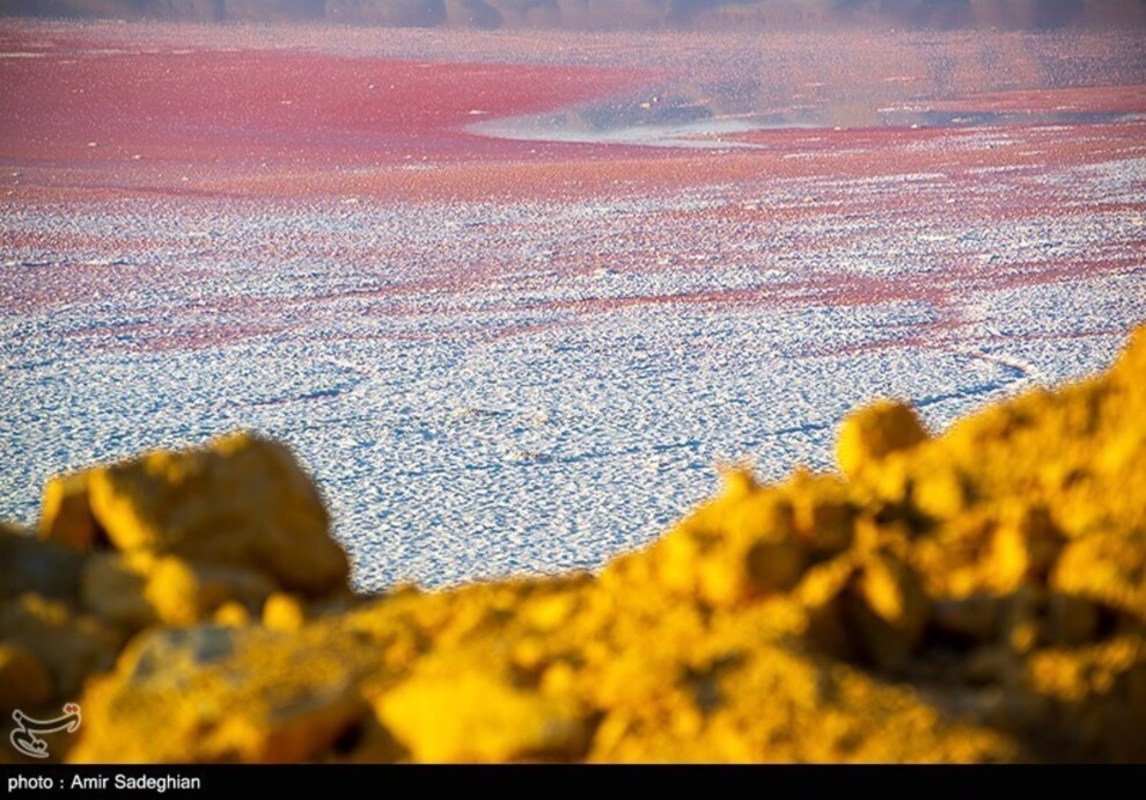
[2,325,1145,763]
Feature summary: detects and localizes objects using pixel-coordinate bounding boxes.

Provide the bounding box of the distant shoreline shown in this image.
[3,0,1145,32]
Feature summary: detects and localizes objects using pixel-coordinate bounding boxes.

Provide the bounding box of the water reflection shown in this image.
[470,92,1138,149]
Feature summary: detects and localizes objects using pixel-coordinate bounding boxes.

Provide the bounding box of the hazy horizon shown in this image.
[2,0,1145,31]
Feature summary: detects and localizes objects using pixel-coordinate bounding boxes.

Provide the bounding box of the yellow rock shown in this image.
[836,400,929,480]
[39,472,100,551]
[912,464,968,520]
[83,431,349,597]
[1110,324,1146,385]
[785,470,855,554]
[376,657,589,763]
[851,553,931,669]
[263,593,306,632]
[214,601,252,627]
[1052,533,1146,620]
[144,555,276,627]
[67,624,374,763]
[654,486,809,608]
[80,552,158,630]
[540,660,577,696]
[859,554,927,634]
[524,592,577,632]
[745,537,808,596]
[717,465,758,502]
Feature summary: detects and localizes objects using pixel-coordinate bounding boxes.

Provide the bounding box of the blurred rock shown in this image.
[68,624,372,763]
[39,472,100,551]
[80,552,158,631]
[836,400,929,481]
[144,555,277,626]
[0,523,85,605]
[0,593,119,700]
[932,594,1004,643]
[375,653,590,762]
[263,592,306,632]
[849,552,931,670]
[0,642,54,713]
[1052,533,1145,621]
[84,431,348,598]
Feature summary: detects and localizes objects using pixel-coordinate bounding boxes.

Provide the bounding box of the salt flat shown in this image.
[1,21,1143,591]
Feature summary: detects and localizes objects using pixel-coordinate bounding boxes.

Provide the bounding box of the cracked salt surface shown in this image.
[3,160,1144,591]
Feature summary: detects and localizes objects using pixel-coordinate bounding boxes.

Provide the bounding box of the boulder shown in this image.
[375,653,589,762]
[835,399,930,481]
[68,624,371,763]
[84,431,349,598]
